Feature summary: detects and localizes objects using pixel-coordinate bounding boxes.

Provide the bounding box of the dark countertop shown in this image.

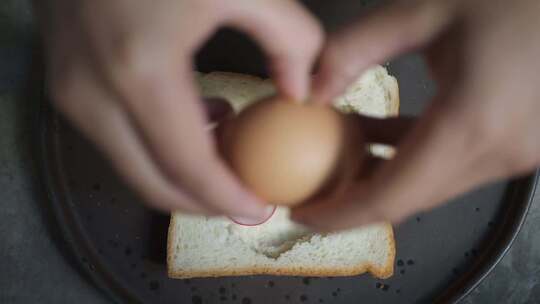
[1,1,539,303]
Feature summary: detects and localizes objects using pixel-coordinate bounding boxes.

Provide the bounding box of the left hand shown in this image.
[37,0,323,218]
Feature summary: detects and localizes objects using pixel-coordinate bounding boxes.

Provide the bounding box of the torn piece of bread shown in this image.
[168,66,399,279]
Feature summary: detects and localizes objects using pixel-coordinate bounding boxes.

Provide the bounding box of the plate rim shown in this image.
[435,173,538,303]
[36,102,142,304]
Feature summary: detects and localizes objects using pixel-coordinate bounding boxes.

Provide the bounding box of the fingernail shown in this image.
[279,70,309,104]
[236,193,270,218]
[229,205,276,225]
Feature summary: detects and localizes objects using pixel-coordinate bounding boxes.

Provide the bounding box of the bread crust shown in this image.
[168,223,395,279]
[167,70,399,280]
[388,77,400,116]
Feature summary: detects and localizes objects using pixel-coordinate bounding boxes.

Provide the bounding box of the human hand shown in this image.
[37,0,323,218]
[293,0,540,230]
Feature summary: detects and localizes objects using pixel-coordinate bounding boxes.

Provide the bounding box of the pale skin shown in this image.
[294,0,540,230]
[39,0,540,230]
[37,0,323,221]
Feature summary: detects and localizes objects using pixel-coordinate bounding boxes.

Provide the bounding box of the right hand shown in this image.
[293,0,540,230]
[37,0,323,219]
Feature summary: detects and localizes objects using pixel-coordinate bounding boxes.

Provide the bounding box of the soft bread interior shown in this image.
[168,66,398,279]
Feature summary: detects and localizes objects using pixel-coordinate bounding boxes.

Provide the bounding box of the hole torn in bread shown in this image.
[226,207,314,259]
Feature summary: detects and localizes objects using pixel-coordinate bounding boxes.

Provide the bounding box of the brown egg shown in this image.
[218,97,364,207]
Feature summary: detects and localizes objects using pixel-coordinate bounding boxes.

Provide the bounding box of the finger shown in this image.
[225,0,324,101]
[308,154,387,209]
[352,114,416,145]
[312,0,456,103]
[293,92,485,230]
[49,64,211,214]
[114,59,268,220]
[424,25,464,88]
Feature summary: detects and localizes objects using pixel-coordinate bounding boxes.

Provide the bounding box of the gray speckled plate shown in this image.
[37,1,538,303]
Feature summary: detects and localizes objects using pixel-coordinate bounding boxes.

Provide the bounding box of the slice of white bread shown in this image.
[168,66,399,279]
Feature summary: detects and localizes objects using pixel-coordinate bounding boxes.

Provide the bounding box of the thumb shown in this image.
[225,0,324,101]
[312,0,456,103]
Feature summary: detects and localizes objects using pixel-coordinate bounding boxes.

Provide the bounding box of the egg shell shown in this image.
[219,98,361,206]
